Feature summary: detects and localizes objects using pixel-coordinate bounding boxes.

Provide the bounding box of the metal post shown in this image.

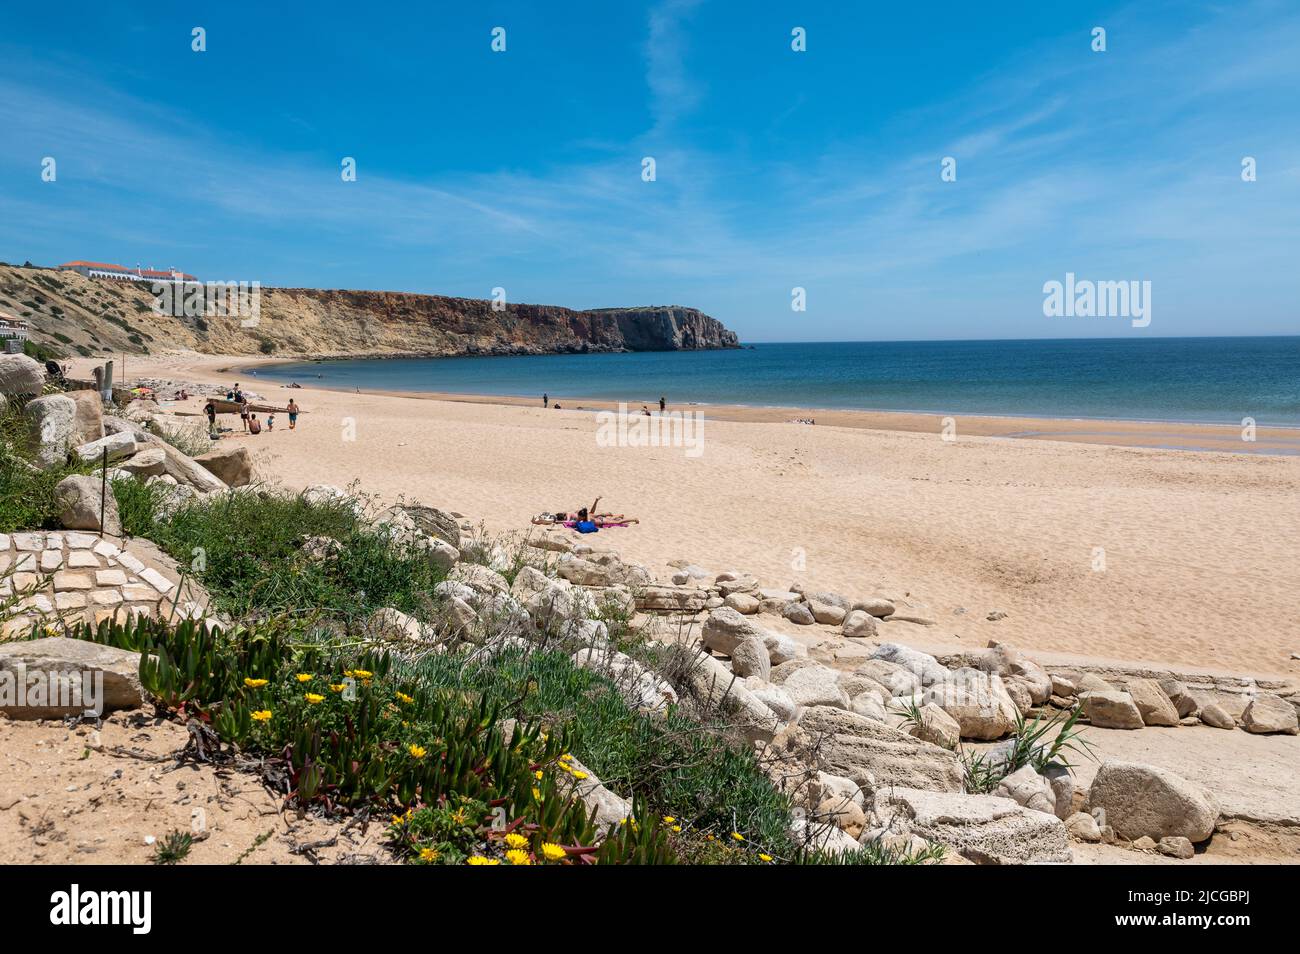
[100,447,109,538]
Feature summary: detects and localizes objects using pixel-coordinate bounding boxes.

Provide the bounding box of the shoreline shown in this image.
[67,350,1300,677]
[229,358,1300,456]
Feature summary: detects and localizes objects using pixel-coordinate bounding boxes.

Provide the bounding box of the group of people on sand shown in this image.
[531,497,639,534]
[203,383,301,439]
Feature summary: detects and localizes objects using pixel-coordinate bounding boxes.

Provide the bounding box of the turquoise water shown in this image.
[253,337,1300,426]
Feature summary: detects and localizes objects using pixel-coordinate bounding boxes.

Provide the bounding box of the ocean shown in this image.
[253,336,1300,426]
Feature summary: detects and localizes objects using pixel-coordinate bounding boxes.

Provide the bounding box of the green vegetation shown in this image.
[0,396,96,532]
[961,705,1095,793]
[152,830,194,865]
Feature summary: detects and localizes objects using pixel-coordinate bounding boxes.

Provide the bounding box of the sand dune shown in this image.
[86,353,1300,679]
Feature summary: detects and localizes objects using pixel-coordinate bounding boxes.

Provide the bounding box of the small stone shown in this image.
[95,569,128,586]
[52,571,95,591]
[1241,693,1299,735]
[39,551,63,572]
[1158,836,1195,859]
[54,592,88,610]
[1064,811,1101,842]
[1198,702,1236,730]
[139,567,174,594]
[67,551,100,568]
[1132,836,1158,852]
[91,589,124,606]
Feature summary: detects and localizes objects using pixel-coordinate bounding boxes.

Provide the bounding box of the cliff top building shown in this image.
[59,261,198,283]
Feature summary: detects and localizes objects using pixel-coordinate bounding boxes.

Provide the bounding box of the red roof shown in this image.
[60,261,197,281]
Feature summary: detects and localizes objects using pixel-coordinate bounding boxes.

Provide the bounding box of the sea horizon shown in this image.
[251,335,1300,428]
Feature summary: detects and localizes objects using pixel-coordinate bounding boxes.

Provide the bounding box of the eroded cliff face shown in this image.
[0,264,740,358]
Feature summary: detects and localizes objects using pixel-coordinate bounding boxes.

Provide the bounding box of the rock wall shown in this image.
[0,264,740,358]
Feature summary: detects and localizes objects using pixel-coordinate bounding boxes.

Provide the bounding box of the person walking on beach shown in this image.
[287,398,300,430]
[659,395,666,412]
[204,399,217,431]
[543,392,548,408]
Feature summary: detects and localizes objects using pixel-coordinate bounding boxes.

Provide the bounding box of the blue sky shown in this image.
[1,0,1297,341]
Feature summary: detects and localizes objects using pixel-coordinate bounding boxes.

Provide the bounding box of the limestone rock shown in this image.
[729,635,771,681]
[871,643,950,687]
[571,646,677,712]
[782,601,816,626]
[1198,702,1236,730]
[1123,677,1181,727]
[908,703,961,750]
[24,394,77,468]
[874,787,1072,864]
[1082,689,1144,729]
[922,669,1019,740]
[1088,760,1220,843]
[1077,673,1116,694]
[853,597,896,618]
[54,475,121,535]
[0,637,143,718]
[671,650,781,741]
[1158,836,1195,859]
[117,447,167,478]
[0,353,46,396]
[806,600,846,626]
[1065,811,1102,842]
[1241,693,1299,735]
[74,430,138,465]
[994,765,1057,815]
[635,584,707,614]
[723,592,760,614]
[854,659,920,697]
[194,444,254,487]
[783,665,850,709]
[701,606,763,655]
[795,705,964,793]
[841,609,878,639]
[67,389,105,445]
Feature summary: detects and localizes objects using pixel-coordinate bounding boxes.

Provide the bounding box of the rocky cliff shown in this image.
[0,264,740,358]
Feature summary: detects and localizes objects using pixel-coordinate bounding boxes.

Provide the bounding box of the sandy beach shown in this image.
[83,352,1300,680]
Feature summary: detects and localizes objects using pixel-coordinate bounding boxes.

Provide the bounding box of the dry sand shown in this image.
[81,352,1300,680]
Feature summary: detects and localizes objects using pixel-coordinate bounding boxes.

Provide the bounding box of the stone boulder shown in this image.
[54,474,121,534]
[0,353,46,396]
[729,635,771,681]
[24,394,77,468]
[67,389,105,445]
[908,703,961,750]
[1241,693,1299,735]
[0,637,144,718]
[922,669,1019,740]
[635,584,708,614]
[806,600,846,626]
[671,650,781,741]
[782,601,816,625]
[117,447,167,478]
[794,705,965,793]
[994,765,1057,815]
[194,444,254,487]
[1082,689,1144,729]
[872,787,1072,864]
[74,430,139,465]
[841,609,878,639]
[701,606,764,655]
[156,439,228,492]
[871,643,951,687]
[1123,677,1181,727]
[1087,761,1220,843]
[571,647,678,712]
[723,592,760,615]
[1198,702,1236,730]
[854,659,921,697]
[854,597,897,618]
[782,665,850,709]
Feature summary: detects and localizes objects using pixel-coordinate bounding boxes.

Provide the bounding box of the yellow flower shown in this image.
[531,787,542,801]
[407,744,427,759]
[504,833,528,850]
[505,849,532,866]
[304,693,325,704]
[671,825,682,833]
[662,816,676,824]
[295,673,313,683]
[243,678,268,689]
[571,771,588,780]
[759,853,773,863]
[329,683,346,693]
[395,691,414,704]
[731,832,745,842]
[251,709,272,722]
[534,769,544,780]
[559,753,573,762]
[419,847,439,862]
[352,669,373,679]
[466,856,500,866]
[541,842,566,862]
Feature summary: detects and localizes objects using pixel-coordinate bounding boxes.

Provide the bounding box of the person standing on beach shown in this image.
[659,395,666,412]
[240,399,250,432]
[287,398,300,430]
[543,392,548,408]
[204,399,217,432]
